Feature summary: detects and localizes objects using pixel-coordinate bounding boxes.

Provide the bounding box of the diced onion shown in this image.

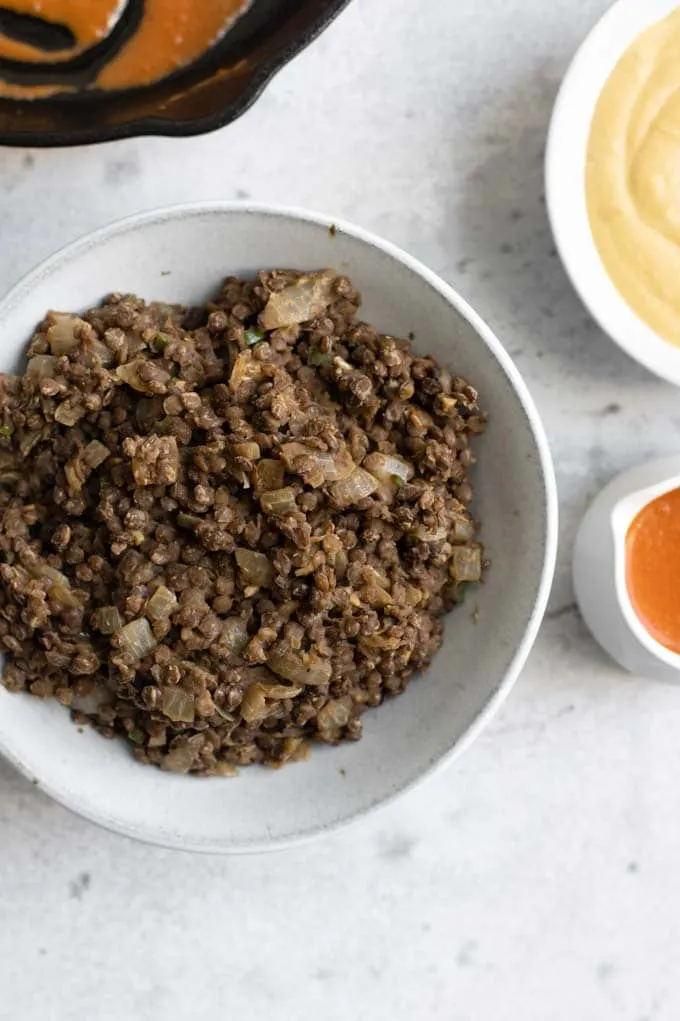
[54,400,85,426]
[89,340,115,367]
[18,429,44,456]
[94,605,123,634]
[46,313,82,355]
[229,351,264,392]
[64,461,82,493]
[51,585,80,612]
[449,546,482,582]
[235,548,274,588]
[65,441,111,493]
[232,441,261,460]
[254,459,285,492]
[411,523,448,543]
[452,515,475,542]
[317,698,351,733]
[267,649,332,687]
[28,562,81,611]
[70,682,111,715]
[221,617,249,654]
[363,451,414,500]
[160,687,195,723]
[82,440,110,469]
[280,442,355,487]
[361,567,392,606]
[283,737,311,762]
[328,467,378,508]
[146,585,178,620]
[238,679,304,722]
[363,585,392,608]
[363,452,414,485]
[161,734,204,773]
[31,563,70,587]
[260,486,298,516]
[360,632,402,650]
[240,684,267,723]
[362,564,390,589]
[115,360,150,392]
[147,732,168,749]
[260,682,304,700]
[117,617,157,660]
[27,355,58,380]
[261,270,337,329]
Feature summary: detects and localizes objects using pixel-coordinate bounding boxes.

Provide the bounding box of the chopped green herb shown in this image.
[128,729,145,745]
[390,474,404,488]
[308,347,333,367]
[161,270,171,277]
[0,425,14,437]
[244,327,265,346]
[152,332,170,351]
[177,512,201,529]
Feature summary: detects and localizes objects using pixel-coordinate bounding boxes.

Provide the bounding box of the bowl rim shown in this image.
[545,0,680,386]
[0,0,352,148]
[0,202,558,852]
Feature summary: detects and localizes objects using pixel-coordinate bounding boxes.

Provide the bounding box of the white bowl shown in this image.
[546,0,680,385]
[0,203,557,852]
[574,456,680,684]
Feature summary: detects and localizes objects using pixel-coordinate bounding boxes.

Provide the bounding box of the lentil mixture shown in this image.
[0,270,486,774]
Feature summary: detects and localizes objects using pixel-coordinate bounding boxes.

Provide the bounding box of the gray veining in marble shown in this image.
[1,1,679,1019]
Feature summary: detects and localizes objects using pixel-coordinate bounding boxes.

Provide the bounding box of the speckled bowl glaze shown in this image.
[546,0,680,386]
[574,455,680,683]
[0,203,557,852]
[0,0,352,147]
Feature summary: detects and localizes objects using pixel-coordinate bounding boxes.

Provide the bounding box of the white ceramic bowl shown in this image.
[0,203,557,852]
[574,456,680,684]
[546,0,680,385]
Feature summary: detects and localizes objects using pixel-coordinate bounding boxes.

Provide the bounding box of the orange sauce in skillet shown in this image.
[626,488,680,653]
[97,0,248,91]
[0,0,250,97]
[0,0,124,62]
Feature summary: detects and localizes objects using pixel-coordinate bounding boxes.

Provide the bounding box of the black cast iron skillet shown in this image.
[0,0,352,147]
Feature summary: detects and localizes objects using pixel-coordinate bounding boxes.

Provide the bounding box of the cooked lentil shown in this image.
[0,269,486,774]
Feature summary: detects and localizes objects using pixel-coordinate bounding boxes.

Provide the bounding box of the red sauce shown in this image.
[0,0,251,97]
[626,487,680,653]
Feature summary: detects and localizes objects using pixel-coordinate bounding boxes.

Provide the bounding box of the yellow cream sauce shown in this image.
[587,8,680,346]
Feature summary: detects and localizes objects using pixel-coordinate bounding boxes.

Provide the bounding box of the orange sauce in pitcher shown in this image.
[626,487,680,653]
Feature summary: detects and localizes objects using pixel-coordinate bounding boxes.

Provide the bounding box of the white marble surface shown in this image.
[1,1,679,1018]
